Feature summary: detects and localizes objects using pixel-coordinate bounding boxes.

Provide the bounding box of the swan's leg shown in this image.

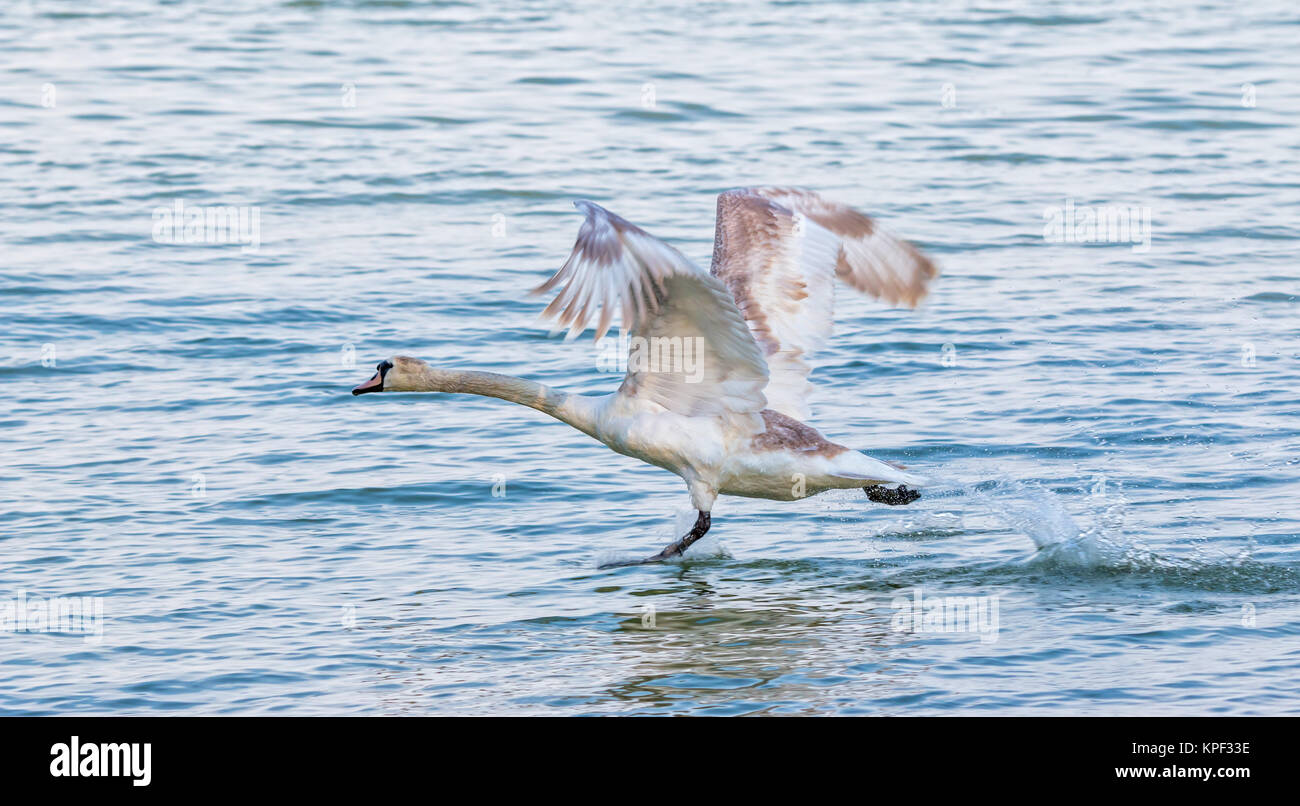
[647,511,711,561]
[864,484,921,505]
[599,511,712,568]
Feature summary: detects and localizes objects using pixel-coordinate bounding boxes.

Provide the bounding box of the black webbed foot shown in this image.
[864,484,921,506]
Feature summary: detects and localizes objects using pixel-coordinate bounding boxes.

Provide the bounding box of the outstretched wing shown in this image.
[710,187,938,421]
[534,200,769,424]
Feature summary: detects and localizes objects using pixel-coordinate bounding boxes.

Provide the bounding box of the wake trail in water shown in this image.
[923,472,1294,591]
[963,476,1139,567]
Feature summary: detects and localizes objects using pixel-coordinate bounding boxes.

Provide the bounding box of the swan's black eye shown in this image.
[377,360,393,375]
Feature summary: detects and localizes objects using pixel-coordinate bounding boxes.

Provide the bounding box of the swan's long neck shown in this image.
[400,367,599,437]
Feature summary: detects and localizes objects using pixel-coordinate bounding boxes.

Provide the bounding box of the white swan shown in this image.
[353,187,939,566]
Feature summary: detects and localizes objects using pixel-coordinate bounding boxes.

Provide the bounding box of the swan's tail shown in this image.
[832,452,927,488]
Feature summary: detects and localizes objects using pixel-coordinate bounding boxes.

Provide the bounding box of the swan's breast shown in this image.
[592,400,730,476]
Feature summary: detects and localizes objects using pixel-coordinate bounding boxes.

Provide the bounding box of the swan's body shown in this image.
[354,187,938,564]
[593,399,921,505]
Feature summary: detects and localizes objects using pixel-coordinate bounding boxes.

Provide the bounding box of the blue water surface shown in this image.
[1,0,1298,715]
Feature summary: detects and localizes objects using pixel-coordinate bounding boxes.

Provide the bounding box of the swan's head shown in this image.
[351,355,431,395]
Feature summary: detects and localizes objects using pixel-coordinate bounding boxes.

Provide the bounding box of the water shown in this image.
[2,0,1298,715]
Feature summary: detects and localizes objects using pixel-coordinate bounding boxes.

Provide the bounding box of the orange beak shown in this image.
[352,371,384,395]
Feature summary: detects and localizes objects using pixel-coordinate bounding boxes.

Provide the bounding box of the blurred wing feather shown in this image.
[535,200,769,424]
[710,187,938,420]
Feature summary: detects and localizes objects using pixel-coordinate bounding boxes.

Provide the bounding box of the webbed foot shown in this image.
[864,484,921,505]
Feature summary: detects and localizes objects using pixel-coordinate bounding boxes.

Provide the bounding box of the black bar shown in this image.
[0,717,1284,792]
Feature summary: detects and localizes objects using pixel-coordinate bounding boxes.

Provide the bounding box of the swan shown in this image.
[352,187,939,566]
